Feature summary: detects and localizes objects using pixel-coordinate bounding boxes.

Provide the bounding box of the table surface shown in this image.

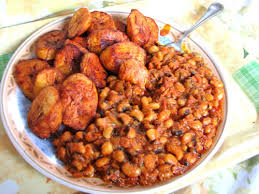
[0,0,258,193]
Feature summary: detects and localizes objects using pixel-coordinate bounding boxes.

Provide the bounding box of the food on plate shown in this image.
[88,11,116,32]
[100,41,146,73]
[54,45,224,186]
[113,19,126,32]
[33,68,64,96]
[127,9,150,46]
[80,52,107,88]
[118,59,148,89]
[86,29,129,54]
[27,86,62,139]
[13,8,225,187]
[68,8,92,38]
[60,73,98,130]
[36,30,66,61]
[144,17,159,48]
[54,44,81,76]
[14,59,50,100]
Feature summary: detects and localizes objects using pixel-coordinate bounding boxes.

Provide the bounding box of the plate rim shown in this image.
[0,10,230,193]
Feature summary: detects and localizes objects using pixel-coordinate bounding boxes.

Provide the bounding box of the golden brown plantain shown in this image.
[27,86,62,139]
[33,68,64,96]
[36,30,66,60]
[86,29,129,54]
[143,17,159,48]
[61,73,98,130]
[54,44,81,76]
[80,52,107,88]
[88,11,116,32]
[100,41,146,74]
[113,19,126,32]
[119,59,149,89]
[14,59,50,100]
[68,8,92,38]
[127,9,150,46]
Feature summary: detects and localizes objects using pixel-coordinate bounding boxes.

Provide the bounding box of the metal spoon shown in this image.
[166,3,224,52]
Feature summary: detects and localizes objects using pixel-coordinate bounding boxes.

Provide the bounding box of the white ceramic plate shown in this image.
[0,11,229,193]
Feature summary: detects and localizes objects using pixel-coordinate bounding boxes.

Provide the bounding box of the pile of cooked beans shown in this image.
[14,7,224,186]
[53,45,224,186]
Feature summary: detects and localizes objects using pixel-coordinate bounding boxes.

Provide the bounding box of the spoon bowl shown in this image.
[166,3,224,52]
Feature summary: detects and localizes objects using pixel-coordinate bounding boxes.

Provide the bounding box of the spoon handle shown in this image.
[180,3,224,41]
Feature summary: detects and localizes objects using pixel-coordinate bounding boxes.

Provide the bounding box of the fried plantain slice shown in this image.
[114,19,126,32]
[27,86,62,139]
[68,8,92,38]
[86,29,129,54]
[127,9,150,46]
[61,73,98,130]
[36,30,66,60]
[33,68,65,96]
[88,11,116,32]
[80,52,107,88]
[119,59,149,89]
[65,39,88,54]
[100,41,146,74]
[54,44,81,76]
[143,17,159,48]
[14,59,50,100]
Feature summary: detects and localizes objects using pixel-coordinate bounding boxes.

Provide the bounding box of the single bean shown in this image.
[57,147,66,160]
[99,87,110,100]
[84,144,94,156]
[159,137,168,144]
[202,117,211,125]
[205,93,214,101]
[204,137,213,149]
[148,45,159,54]
[144,111,157,122]
[164,154,177,165]
[127,127,136,139]
[178,107,191,116]
[118,113,132,125]
[189,120,202,130]
[74,131,84,140]
[130,109,144,122]
[146,129,157,141]
[175,82,185,92]
[95,157,110,167]
[60,131,72,143]
[177,98,186,106]
[83,164,95,177]
[122,163,141,177]
[101,142,113,155]
[158,110,171,121]
[149,102,160,110]
[103,127,113,138]
[157,51,163,60]
[72,160,83,171]
[144,154,157,170]
[113,150,125,162]
[69,142,85,154]
[182,132,195,145]
[183,153,198,165]
[166,143,183,160]
[164,119,174,128]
